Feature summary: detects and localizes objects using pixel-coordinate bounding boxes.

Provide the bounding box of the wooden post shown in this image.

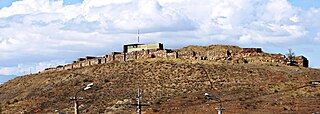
[215,108,224,114]
[74,100,79,114]
[137,89,141,114]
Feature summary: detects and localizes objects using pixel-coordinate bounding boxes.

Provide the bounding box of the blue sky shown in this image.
[1,0,319,9]
[0,0,83,8]
[62,0,83,5]
[0,0,16,8]
[2,0,317,9]
[0,0,320,83]
[289,0,320,9]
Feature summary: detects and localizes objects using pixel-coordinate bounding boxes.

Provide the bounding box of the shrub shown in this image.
[286,49,295,62]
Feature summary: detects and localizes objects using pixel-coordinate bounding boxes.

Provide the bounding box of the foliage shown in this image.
[286,49,295,61]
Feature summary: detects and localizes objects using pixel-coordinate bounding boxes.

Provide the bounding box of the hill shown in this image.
[0,45,319,114]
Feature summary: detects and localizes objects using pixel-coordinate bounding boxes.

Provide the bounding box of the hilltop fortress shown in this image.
[42,43,308,73]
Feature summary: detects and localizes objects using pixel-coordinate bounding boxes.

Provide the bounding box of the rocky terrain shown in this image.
[0,48,319,114]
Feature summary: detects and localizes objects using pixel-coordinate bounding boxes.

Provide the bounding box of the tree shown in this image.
[286,49,295,62]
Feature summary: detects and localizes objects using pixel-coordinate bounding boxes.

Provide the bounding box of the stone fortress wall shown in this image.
[42,43,309,73]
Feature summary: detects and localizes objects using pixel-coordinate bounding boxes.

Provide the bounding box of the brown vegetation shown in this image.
[0,58,319,114]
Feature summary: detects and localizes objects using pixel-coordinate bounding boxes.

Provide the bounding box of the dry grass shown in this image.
[0,59,319,114]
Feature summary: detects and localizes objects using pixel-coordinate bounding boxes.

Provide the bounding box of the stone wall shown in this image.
[153,50,167,58]
[106,55,113,62]
[89,58,101,65]
[126,51,137,61]
[56,65,64,71]
[242,48,262,53]
[166,51,178,59]
[101,56,107,64]
[205,50,230,60]
[114,53,125,62]
[136,50,149,59]
[64,64,73,70]
[292,56,309,67]
[177,51,195,59]
[41,46,309,73]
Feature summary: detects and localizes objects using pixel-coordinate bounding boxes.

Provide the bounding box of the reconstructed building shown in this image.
[123,43,163,53]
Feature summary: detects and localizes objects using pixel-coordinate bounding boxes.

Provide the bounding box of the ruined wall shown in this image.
[64,64,73,70]
[177,51,195,59]
[42,68,55,73]
[73,61,82,68]
[114,52,125,62]
[166,51,177,59]
[126,52,137,61]
[101,56,107,64]
[82,60,91,67]
[153,50,167,58]
[89,58,101,65]
[41,47,309,73]
[136,50,149,59]
[205,50,230,60]
[242,48,262,53]
[243,54,287,65]
[106,54,114,62]
[56,65,64,71]
[293,56,309,67]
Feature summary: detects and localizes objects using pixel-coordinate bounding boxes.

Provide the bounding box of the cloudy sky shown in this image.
[0,0,320,83]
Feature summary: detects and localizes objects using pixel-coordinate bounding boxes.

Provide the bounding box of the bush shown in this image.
[83,79,93,82]
[12,99,19,103]
[152,108,160,112]
[286,49,295,62]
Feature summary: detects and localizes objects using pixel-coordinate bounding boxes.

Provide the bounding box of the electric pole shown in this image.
[131,88,149,114]
[70,83,93,114]
[137,88,141,114]
[137,29,140,43]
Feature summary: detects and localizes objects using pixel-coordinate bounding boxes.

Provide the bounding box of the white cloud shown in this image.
[82,0,132,8]
[0,0,64,18]
[81,0,196,33]
[290,15,299,23]
[261,0,295,22]
[0,0,320,75]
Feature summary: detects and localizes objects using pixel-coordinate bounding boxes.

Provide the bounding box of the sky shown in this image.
[0,0,320,83]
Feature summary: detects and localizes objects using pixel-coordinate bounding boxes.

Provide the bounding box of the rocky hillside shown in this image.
[0,57,320,113]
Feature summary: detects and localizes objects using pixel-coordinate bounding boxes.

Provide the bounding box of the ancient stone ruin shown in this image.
[42,43,308,73]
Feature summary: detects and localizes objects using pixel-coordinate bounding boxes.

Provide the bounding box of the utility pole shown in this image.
[70,83,93,114]
[137,29,140,43]
[70,97,79,114]
[137,88,141,114]
[74,100,79,114]
[215,108,224,114]
[132,88,149,114]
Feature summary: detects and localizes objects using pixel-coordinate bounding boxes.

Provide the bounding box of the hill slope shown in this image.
[0,59,319,114]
